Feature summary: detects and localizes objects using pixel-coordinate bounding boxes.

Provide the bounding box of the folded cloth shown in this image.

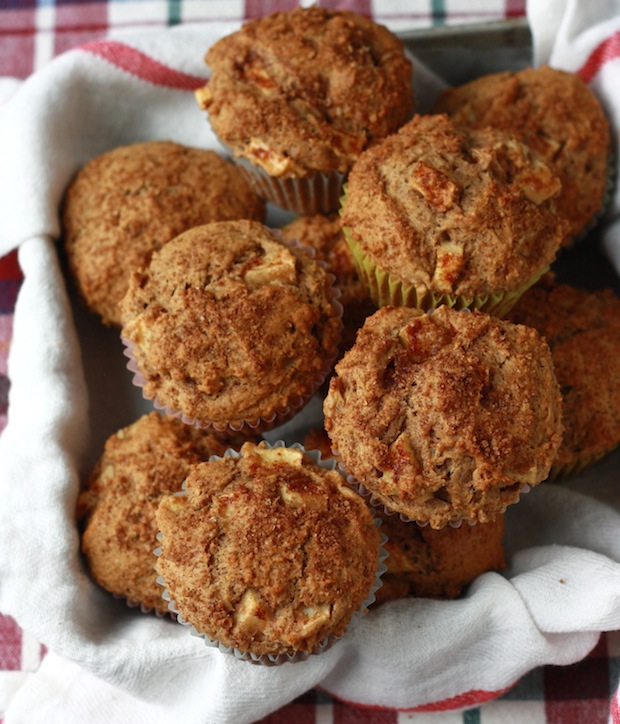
[0,6,620,724]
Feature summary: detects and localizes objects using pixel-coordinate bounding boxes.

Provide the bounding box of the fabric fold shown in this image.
[0,6,619,722]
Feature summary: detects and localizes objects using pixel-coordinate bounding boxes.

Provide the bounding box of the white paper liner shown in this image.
[153,440,388,666]
[209,134,347,215]
[111,592,171,619]
[121,234,344,434]
[235,158,347,216]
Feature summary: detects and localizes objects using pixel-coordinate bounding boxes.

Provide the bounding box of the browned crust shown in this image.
[323,305,563,527]
[155,442,381,656]
[198,7,414,176]
[433,66,612,244]
[341,114,567,299]
[62,141,266,326]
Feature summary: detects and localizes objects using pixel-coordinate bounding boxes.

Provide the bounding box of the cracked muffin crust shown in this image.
[433,66,612,246]
[119,220,342,431]
[323,305,563,528]
[340,113,567,314]
[155,442,383,660]
[62,140,266,326]
[196,6,414,179]
[77,412,248,614]
[508,276,620,477]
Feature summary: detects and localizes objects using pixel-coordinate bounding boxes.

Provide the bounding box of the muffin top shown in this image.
[155,442,382,658]
[62,140,266,326]
[196,6,414,177]
[341,113,567,300]
[77,412,246,614]
[433,66,612,245]
[323,305,563,527]
[508,277,620,472]
[120,220,342,430]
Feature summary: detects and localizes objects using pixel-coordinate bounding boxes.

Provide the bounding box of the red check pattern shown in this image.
[1,2,619,722]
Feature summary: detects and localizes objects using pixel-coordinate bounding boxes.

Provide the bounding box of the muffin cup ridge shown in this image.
[341,225,549,318]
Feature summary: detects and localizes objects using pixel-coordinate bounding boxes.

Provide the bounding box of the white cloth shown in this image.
[1,5,620,723]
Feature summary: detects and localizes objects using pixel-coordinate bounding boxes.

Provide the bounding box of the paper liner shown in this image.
[548,443,619,482]
[111,592,172,619]
[234,157,347,216]
[341,224,549,319]
[122,339,319,434]
[153,441,388,666]
[121,236,343,434]
[335,459,532,530]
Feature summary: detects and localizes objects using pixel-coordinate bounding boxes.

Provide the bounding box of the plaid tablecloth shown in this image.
[1,1,619,722]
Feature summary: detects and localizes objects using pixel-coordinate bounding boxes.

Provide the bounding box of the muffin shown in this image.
[154,441,384,663]
[76,412,250,614]
[508,276,620,478]
[119,220,343,432]
[323,305,563,528]
[340,113,568,315]
[302,426,505,602]
[62,140,266,326]
[433,66,612,246]
[196,6,414,214]
[280,213,375,356]
[375,510,506,604]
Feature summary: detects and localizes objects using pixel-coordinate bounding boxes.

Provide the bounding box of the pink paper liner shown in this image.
[121,235,343,435]
[153,441,388,666]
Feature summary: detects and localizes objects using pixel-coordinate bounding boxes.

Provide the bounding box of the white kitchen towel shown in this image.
[0,5,620,724]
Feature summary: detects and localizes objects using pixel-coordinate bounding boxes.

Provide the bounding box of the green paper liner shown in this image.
[341,225,549,319]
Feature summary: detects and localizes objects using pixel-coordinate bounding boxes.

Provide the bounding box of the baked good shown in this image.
[62,140,266,326]
[280,213,375,355]
[433,65,612,246]
[196,6,414,214]
[508,275,620,478]
[302,426,505,602]
[375,510,506,604]
[155,441,383,662]
[76,412,249,614]
[323,305,563,528]
[340,113,567,315]
[119,220,342,432]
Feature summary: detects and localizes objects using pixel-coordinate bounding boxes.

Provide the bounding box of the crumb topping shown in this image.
[323,305,563,527]
[508,278,620,469]
[433,66,611,243]
[155,441,381,656]
[341,114,567,297]
[198,7,413,176]
[62,141,265,326]
[77,412,244,612]
[120,220,342,427]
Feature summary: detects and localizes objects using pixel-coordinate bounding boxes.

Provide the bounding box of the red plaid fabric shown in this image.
[0,0,526,79]
[2,2,620,722]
